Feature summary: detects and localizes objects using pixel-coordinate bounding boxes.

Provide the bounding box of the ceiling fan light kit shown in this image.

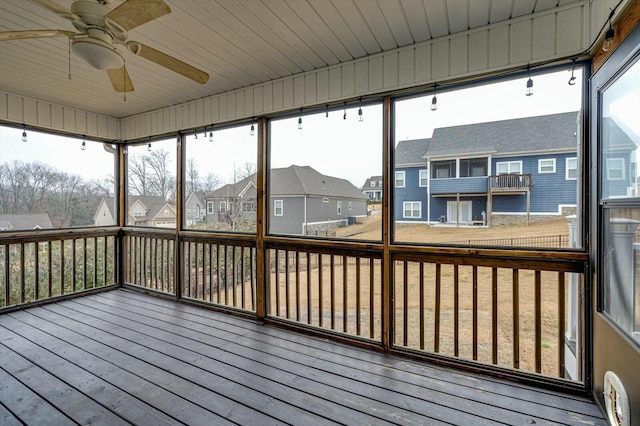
[0,0,209,92]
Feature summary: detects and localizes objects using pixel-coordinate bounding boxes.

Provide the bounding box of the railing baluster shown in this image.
[513,269,520,369]
[216,244,221,304]
[296,251,301,322]
[274,249,280,316]
[492,267,498,364]
[47,241,52,297]
[435,263,441,353]
[103,236,108,287]
[223,245,228,306]
[318,253,323,328]
[34,243,40,301]
[419,262,425,350]
[535,270,542,373]
[343,255,347,333]
[20,243,25,303]
[330,255,335,330]
[232,246,237,307]
[558,271,566,377]
[356,257,361,336]
[403,261,408,347]
[93,237,98,289]
[307,252,312,325]
[251,247,256,311]
[241,247,246,309]
[454,264,459,357]
[369,258,374,339]
[3,244,9,307]
[60,240,64,296]
[473,265,478,361]
[284,250,290,318]
[72,240,76,292]
[83,238,88,289]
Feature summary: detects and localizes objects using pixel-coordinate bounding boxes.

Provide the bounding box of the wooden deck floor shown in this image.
[0,289,605,425]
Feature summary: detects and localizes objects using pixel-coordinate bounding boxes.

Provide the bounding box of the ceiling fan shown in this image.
[0,0,209,92]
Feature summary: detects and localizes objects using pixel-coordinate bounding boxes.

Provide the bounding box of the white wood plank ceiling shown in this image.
[0,0,582,119]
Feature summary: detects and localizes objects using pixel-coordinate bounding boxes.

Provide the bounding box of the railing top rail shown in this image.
[0,227,119,244]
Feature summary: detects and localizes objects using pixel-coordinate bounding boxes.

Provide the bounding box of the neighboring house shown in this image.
[601,117,639,199]
[94,196,176,228]
[270,165,368,235]
[204,175,257,226]
[362,176,383,202]
[395,112,598,225]
[204,165,368,235]
[0,213,53,231]
[185,191,209,226]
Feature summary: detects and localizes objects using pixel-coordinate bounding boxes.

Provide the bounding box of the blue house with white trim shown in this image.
[395,112,588,226]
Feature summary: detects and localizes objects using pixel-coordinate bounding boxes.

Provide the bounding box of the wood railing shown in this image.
[391,252,583,378]
[489,174,532,192]
[124,230,175,295]
[1,229,118,311]
[267,243,382,340]
[182,235,257,312]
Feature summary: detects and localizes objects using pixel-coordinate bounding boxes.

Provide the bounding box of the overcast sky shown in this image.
[5,65,634,191]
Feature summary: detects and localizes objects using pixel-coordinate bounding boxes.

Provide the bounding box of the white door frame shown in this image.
[447,200,472,224]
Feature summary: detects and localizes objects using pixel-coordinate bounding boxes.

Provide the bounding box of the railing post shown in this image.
[256,117,268,321]
[382,96,392,351]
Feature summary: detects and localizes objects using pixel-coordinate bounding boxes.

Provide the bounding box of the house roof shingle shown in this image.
[424,111,580,158]
[0,213,53,231]
[99,196,173,220]
[395,139,431,166]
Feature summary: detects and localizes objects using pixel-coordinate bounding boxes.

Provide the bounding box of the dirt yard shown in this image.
[267,215,574,379]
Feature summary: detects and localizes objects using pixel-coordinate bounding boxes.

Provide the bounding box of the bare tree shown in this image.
[203,173,222,192]
[146,149,175,201]
[128,155,149,196]
[235,162,256,181]
[186,158,200,194]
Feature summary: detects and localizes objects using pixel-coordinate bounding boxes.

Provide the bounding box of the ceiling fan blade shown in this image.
[127,41,209,84]
[0,29,75,41]
[107,66,135,93]
[105,0,171,32]
[30,0,70,15]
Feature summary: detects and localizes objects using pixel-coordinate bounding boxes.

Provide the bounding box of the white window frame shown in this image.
[606,158,625,180]
[274,199,283,216]
[395,171,405,188]
[323,197,329,203]
[187,208,192,215]
[207,201,214,214]
[496,161,522,175]
[402,201,421,219]
[337,201,342,215]
[219,201,227,212]
[419,169,428,187]
[370,181,375,187]
[348,201,352,211]
[538,158,556,174]
[133,209,143,216]
[566,157,578,180]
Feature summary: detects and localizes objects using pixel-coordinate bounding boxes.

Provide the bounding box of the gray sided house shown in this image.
[185,191,209,226]
[271,165,368,235]
[395,112,590,225]
[203,165,368,235]
[94,196,176,228]
[0,213,53,231]
[362,176,383,202]
[204,175,257,227]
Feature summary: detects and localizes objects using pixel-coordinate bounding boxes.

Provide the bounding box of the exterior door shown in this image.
[447,201,472,224]
[590,22,640,425]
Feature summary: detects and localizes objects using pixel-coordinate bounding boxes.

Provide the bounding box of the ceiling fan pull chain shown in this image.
[68,37,72,80]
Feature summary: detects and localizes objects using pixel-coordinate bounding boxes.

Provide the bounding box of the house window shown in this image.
[323,197,329,203]
[348,201,352,211]
[274,200,283,216]
[538,158,556,174]
[133,209,143,216]
[337,201,342,215]
[395,171,405,187]
[496,161,522,175]
[566,158,578,180]
[219,201,227,212]
[431,160,456,179]
[607,158,625,180]
[460,158,488,177]
[378,180,382,187]
[39,242,48,253]
[164,209,169,216]
[187,208,192,215]
[419,169,428,187]
[370,181,376,187]
[242,200,256,212]
[403,201,421,218]
[207,201,214,214]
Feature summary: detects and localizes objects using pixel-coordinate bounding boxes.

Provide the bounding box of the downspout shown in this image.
[303,195,308,235]
[427,158,431,223]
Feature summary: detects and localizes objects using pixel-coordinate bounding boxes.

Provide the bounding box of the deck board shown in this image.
[0,289,606,426]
